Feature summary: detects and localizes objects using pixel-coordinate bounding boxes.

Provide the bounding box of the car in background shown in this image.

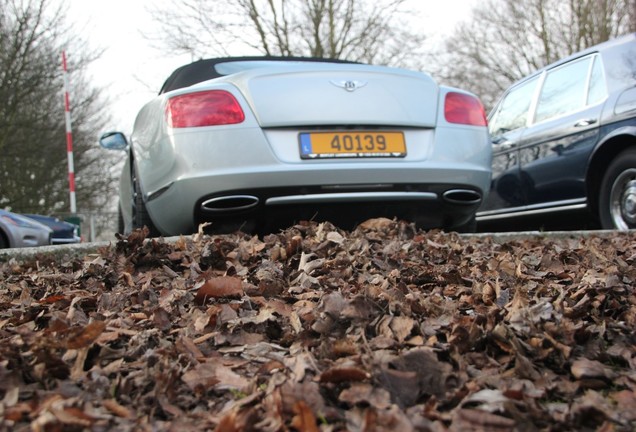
[101,56,491,236]
[22,214,81,245]
[477,33,636,230]
[0,209,52,248]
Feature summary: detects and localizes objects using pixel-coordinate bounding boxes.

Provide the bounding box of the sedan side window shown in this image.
[534,57,592,123]
[489,77,539,137]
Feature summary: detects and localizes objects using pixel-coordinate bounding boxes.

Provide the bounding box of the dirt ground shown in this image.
[1,218,635,431]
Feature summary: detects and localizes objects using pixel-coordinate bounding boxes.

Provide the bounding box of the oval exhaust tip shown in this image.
[443,189,482,205]
[201,195,259,213]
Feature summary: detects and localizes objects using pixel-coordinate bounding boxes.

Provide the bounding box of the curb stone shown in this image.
[1,230,629,262]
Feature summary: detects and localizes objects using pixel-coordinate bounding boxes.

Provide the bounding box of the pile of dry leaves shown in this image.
[0,218,635,431]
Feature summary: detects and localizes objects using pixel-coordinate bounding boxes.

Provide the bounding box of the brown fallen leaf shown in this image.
[356,217,395,232]
[50,406,95,427]
[319,366,370,384]
[214,408,240,432]
[571,358,616,380]
[450,408,516,432]
[611,390,636,421]
[377,348,452,407]
[195,276,244,304]
[64,321,107,349]
[182,361,249,393]
[290,400,320,432]
[102,399,133,419]
[339,383,392,409]
[38,294,68,304]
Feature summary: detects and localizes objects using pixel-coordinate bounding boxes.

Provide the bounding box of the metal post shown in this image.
[61,51,77,214]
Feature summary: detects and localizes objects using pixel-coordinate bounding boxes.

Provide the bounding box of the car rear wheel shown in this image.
[0,231,8,248]
[117,205,125,235]
[599,148,636,230]
[132,163,160,236]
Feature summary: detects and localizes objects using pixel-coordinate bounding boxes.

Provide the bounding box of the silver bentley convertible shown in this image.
[100,57,491,236]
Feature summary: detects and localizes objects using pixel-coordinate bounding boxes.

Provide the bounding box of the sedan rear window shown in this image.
[488,76,539,136]
[534,57,591,123]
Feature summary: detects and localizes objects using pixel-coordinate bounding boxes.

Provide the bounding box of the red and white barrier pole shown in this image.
[61,51,77,213]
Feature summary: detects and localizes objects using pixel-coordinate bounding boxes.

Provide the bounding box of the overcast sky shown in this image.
[64,0,478,134]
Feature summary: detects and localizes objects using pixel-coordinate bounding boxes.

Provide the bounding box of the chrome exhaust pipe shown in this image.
[200,195,259,212]
[442,189,482,205]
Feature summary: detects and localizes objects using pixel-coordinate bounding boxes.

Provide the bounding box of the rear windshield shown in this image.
[159,56,356,94]
[214,60,323,75]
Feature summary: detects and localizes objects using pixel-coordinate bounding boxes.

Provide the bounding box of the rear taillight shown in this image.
[166,90,245,128]
[444,92,487,126]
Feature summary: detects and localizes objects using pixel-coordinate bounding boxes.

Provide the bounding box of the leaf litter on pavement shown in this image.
[0,218,635,431]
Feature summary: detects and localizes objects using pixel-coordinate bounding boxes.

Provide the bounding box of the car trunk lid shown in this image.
[233,66,439,128]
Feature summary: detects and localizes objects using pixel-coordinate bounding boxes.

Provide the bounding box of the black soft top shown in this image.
[159,56,357,94]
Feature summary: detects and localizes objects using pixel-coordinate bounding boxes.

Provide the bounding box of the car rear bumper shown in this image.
[145,163,491,235]
[195,186,483,234]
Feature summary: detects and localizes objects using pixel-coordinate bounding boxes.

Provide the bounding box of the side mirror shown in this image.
[99,132,128,150]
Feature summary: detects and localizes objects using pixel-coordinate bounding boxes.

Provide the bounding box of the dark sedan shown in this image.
[477,33,636,230]
[23,214,81,245]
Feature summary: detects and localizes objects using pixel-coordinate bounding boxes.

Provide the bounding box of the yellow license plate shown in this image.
[299,131,406,159]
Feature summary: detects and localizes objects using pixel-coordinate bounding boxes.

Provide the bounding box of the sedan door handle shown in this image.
[574,118,598,127]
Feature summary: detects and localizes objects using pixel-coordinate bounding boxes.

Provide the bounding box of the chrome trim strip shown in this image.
[147,183,174,202]
[266,191,437,206]
[321,184,393,190]
[200,195,260,213]
[476,199,587,221]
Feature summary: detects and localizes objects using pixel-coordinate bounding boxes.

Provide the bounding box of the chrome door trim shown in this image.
[476,198,587,221]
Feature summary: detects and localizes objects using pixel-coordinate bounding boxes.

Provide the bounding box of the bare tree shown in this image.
[148,0,425,66]
[0,0,116,220]
[432,0,635,109]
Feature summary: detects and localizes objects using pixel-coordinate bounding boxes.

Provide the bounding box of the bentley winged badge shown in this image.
[329,79,368,92]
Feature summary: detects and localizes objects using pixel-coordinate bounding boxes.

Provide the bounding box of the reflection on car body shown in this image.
[478,33,636,230]
[101,56,492,236]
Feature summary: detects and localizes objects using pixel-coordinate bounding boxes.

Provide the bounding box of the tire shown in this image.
[0,231,8,248]
[131,163,160,236]
[599,148,636,230]
[117,205,125,235]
